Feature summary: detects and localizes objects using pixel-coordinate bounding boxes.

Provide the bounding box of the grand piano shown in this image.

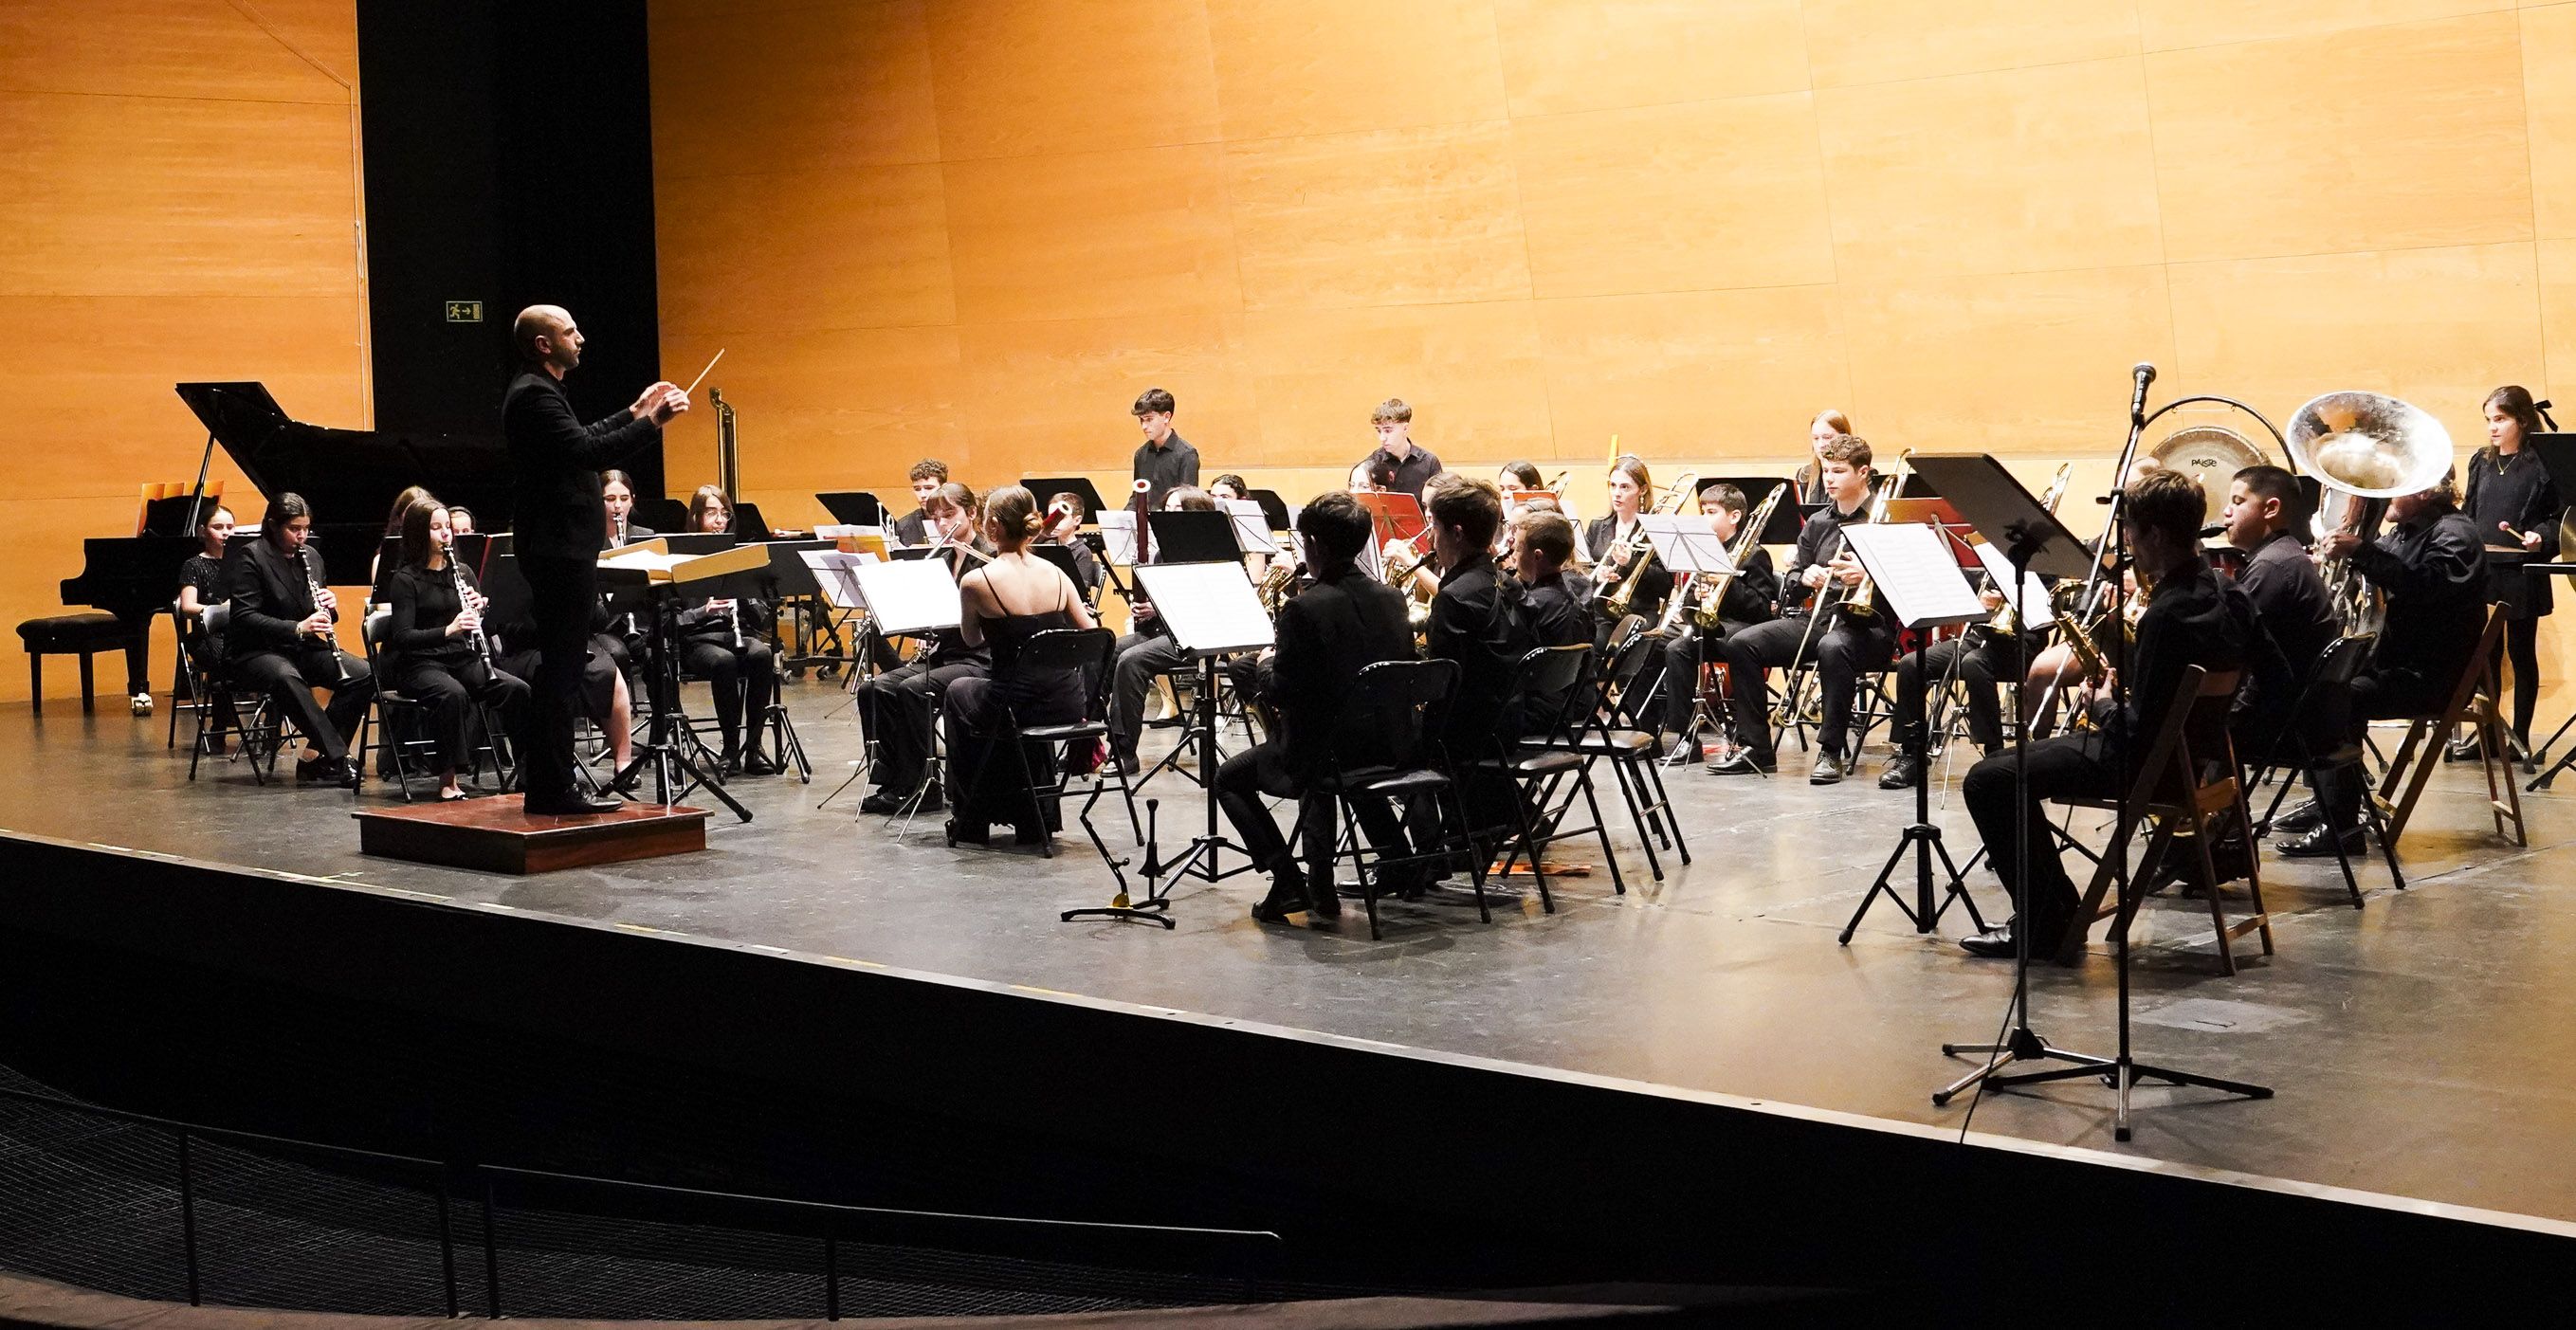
[58,383,518,686]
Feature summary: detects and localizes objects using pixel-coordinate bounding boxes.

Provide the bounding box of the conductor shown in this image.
[504,304,688,814]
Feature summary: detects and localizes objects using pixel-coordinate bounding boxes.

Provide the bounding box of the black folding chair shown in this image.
[1465,645,1629,912]
[1311,658,1486,938]
[2250,635,2402,902]
[180,604,282,784]
[1549,646,1688,883]
[949,628,1142,857]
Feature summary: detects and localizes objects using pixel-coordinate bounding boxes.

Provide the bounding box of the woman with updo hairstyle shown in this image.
[941,483,1099,846]
[675,483,783,774]
[2457,384,2564,759]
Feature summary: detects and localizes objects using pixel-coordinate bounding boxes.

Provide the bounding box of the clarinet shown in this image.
[728,596,745,650]
[449,558,488,659]
[298,544,354,685]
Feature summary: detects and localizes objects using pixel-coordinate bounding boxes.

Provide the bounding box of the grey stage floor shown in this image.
[6,675,2575,1229]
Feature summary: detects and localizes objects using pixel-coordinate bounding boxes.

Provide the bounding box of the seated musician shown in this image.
[1514,512,1596,648]
[1958,469,2261,958]
[383,499,534,800]
[1221,492,1416,923]
[1585,456,1672,631]
[891,458,950,546]
[676,484,783,775]
[602,470,654,545]
[225,492,375,786]
[941,485,1098,846]
[371,484,438,591]
[854,483,991,812]
[1709,434,1892,783]
[1105,484,1220,774]
[446,506,475,536]
[2220,465,2338,759]
[1038,491,1106,602]
[1427,477,1538,758]
[1652,483,1778,763]
[1498,460,1544,492]
[177,504,234,652]
[1880,574,2041,789]
[2276,466,2486,858]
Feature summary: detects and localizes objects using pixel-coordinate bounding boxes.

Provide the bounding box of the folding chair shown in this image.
[1311,658,1486,939]
[1549,644,1688,882]
[356,612,514,803]
[2248,635,2403,905]
[948,628,1142,856]
[181,604,282,784]
[1465,645,1630,913]
[2053,667,2274,975]
[2374,606,2525,851]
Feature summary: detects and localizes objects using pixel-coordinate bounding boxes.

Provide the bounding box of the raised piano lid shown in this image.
[174,380,517,540]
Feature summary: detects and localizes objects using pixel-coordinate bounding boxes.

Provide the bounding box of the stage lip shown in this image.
[9,829,2576,1247]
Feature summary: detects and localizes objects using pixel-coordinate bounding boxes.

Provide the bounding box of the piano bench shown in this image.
[16,611,128,717]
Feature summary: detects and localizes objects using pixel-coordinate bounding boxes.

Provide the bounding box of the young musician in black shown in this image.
[677,485,783,774]
[1709,433,1893,783]
[1514,512,1597,648]
[1105,485,1219,774]
[383,499,534,800]
[226,492,375,786]
[1218,492,1418,922]
[1360,399,1443,501]
[601,470,655,546]
[2220,465,2339,753]
[503,303,685,815]
[891,459,949,546]
[941,485,1098,846]
[1959,468,2263,958]
[2277,466,2487,857]
[1132,388,1200,508]
[854,485,992,813]
[1652,483,1778,763]
[2456,385,2563,758]
[1879,576,2038,788]
[1427,478,1537,753]
[177,504,233,654]
[1585,455,1673,629]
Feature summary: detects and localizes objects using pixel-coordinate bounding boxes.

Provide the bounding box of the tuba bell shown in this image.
[2286,390,2456,631]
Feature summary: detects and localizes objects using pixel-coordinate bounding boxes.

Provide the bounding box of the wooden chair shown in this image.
[2374,605,2526,851]
[2053,666,2274,975]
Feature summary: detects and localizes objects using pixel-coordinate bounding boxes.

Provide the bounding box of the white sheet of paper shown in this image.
[1970,541,2056,629]
[1639,514,1734,575]
[850,558,962,635]
[1134,562,1274,654]
[798,550,868,610]
[1221,499,1277,555]
[1095,510,1140,565]
[1838,523,1986,629]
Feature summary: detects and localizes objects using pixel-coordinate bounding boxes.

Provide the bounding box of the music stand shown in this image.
[1834,521,1989,939]
[663,533,738,556]
[844,558,968,827]
[734,502,778,542]
[633,498,687,534]
[816,492,887,527]
[1065,561,1272,927]
[1638,515,1732,577]
[1245,489,1292,533]
[602,545,770,823]
[1701,478,1803,545]
[1352,492,1427,549]
[1095,511,1142,566]
[1144,510,1239,566]
[2514,435,2576,785]
[1219,500,1277,556]
[1020,477,1111,524]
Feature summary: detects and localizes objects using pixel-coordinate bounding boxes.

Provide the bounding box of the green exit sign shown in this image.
[445,301,484,322]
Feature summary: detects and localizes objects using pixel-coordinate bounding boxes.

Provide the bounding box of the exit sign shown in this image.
[445,301,484,322]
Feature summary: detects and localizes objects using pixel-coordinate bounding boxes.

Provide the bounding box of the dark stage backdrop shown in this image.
[357,0,665,501]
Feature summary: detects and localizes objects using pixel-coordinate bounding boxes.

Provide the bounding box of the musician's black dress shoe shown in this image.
[1960,924,2019,958]
[1877,753,1925,790]
[1809,751,1846,785]
[1251,874,1306,923]
[859,791,904,815]
[1662,736,1703,764]
[526,792,623,815]
[298,756,357,789]
[1708,751,1776,775]
[2270,797,2323,834]
[740,750,784,775]
[2276,825,2364,859]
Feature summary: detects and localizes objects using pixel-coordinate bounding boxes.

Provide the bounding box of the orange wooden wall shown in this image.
[3,0,369,704]
[649,0,2576,701]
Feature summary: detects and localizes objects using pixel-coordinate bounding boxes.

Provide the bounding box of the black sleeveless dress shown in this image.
[942,608,1086,833]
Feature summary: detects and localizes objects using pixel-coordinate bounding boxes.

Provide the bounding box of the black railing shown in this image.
[0,1083,1282,1320]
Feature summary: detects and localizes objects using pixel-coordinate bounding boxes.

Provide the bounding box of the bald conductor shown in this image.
[503,304,688,814]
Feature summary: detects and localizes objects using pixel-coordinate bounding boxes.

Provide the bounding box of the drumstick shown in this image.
[682,348,726,397]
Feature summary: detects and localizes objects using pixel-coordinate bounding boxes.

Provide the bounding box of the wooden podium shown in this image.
[353,797,712,875]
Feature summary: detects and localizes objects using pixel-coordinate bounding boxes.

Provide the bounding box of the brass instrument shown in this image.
[1652,470,1700,516]
[1836,451,1909,620]
[1381,538,1435,633]
[1690,483,1786,632]
[2287,390,2455,634]
[1599,527,1658,621]
[1982,462,2074,635]
[1256,557,1304,615]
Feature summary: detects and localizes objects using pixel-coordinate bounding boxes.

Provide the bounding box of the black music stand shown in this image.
[1700,478,1803,545]
[1064,561,1272,927]
[604,549,765,823]
[815,492,888,527]
[1832,519,1991,940]
[1245,489,1292,532]
[2512,435,2576,784]
[1020,477,1111,523]
[734,502,778,542]
[633,498,688,534]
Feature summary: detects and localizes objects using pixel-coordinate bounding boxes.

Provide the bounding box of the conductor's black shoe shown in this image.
[1877,753,1926,790]
[1662,736,1703,764]
[1809,751,1846,785]
[1708,751,1776,775]
[2276,825,2364,859]
[526,792,622,815]
[2270,797,2324,834]
[1960,924,2019,958]
[859,792,904,815]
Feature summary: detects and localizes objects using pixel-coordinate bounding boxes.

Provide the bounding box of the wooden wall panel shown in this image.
[1223,122,1531,312]
[942,143,1242,325]
[1816,58,2163,281]
[926,0,1221,160]
[2133,0,2496,51]
[5,1,364,706]
[1489,0,1809,117]
[1244,302,1553,467]
[650,0,939,175]
[1512,93,1835,299]
[955,314,1263,478]
[2523,3,2576,242]
[2147,12,2532,264]
[1800,0,2140,88]
[1533,287,1851,459]
[655,164,955,335]
[1205,0,1509,141]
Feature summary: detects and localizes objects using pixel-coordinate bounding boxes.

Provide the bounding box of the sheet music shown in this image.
[849,558,962,635]
[1839,523,1986,629]
[1969,541,2055,629]
[1134,562,1274,654]
[799,550,868,610]
[1095,510,1140,565]
[1221,499,1277,555]
[1639,514,1733,575]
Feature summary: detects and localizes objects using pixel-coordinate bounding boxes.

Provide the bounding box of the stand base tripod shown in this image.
[1934,1023,2273,1142]
[1839,820,1983,942]
[1064,797,1181,929]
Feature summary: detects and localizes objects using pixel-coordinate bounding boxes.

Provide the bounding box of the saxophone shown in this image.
[1690,484,1786,632]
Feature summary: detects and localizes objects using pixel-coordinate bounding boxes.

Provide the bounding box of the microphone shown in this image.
[2129,362,2156,421]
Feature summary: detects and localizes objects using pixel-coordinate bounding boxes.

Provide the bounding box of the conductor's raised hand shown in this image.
[629,381,689,424]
